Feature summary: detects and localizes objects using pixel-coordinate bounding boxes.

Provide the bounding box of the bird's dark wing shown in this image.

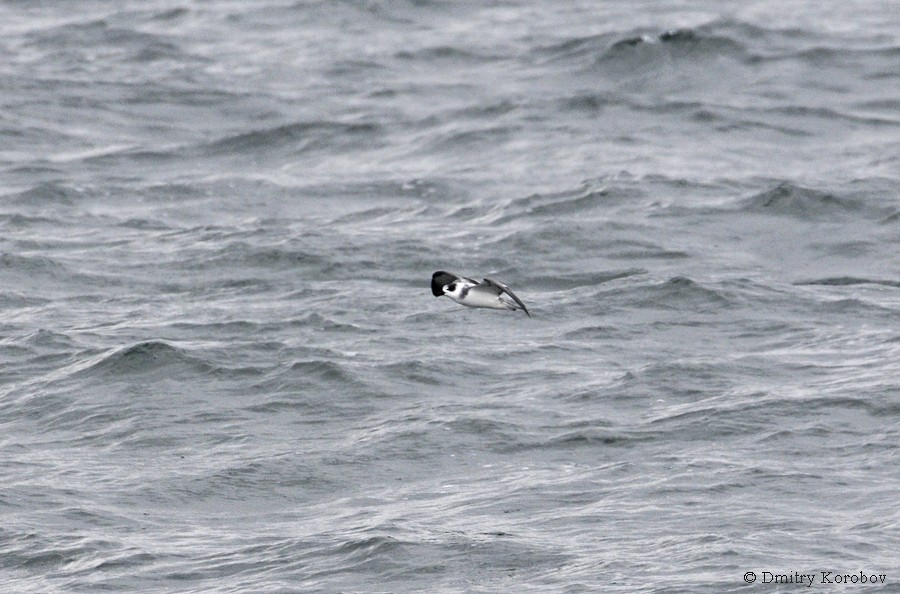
[483,278,531,317]
[431,271,460,296]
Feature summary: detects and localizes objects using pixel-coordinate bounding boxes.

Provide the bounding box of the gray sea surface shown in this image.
[2,1,899,592]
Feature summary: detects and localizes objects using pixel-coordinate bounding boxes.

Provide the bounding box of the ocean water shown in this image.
[1,1,899,592]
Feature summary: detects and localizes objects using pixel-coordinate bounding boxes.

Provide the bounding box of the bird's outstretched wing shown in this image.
[483,278,531,317]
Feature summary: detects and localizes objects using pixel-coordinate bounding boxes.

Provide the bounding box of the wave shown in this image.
[538,23,750,70]
[422,124,516,154]
[284,359,355,384]
[23,18,195,65]
[395,45,505,62]
[7,182,80,206]
[767,104,898,127]
[796,277,900,289]
[763,44,900,67]
[606,27,746,58]
[488,184,645,226]
[529,269,646,291]
[291,0,443,27]
[534,17,900,117]
[0,292,51,310]
[234,245,323,269]
[649,177,897,221]
[543,425,657,448]
[0,330,76,357]
[80,147,180,167]
[654,393,896,438]
[76,340,214,379]
[601,240,689,261]
[0,252,67,274]
[248,356,367,404]
[151,7,190,21]
[738,182,867,219]
[202,121,382,156]
[0,253,88,291]
[625,276,731,311]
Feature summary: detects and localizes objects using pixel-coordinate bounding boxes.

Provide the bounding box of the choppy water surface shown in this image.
[1,1,899,592]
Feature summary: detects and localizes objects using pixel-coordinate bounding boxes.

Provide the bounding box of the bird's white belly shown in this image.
[457,291,508,310]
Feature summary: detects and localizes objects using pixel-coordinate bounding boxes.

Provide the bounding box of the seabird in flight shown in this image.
[431,270,530,317]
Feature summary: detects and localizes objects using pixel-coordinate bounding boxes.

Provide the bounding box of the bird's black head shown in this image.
[431,270,455,297]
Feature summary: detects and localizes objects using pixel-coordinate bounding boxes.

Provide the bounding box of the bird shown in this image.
[431,270,530,317]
